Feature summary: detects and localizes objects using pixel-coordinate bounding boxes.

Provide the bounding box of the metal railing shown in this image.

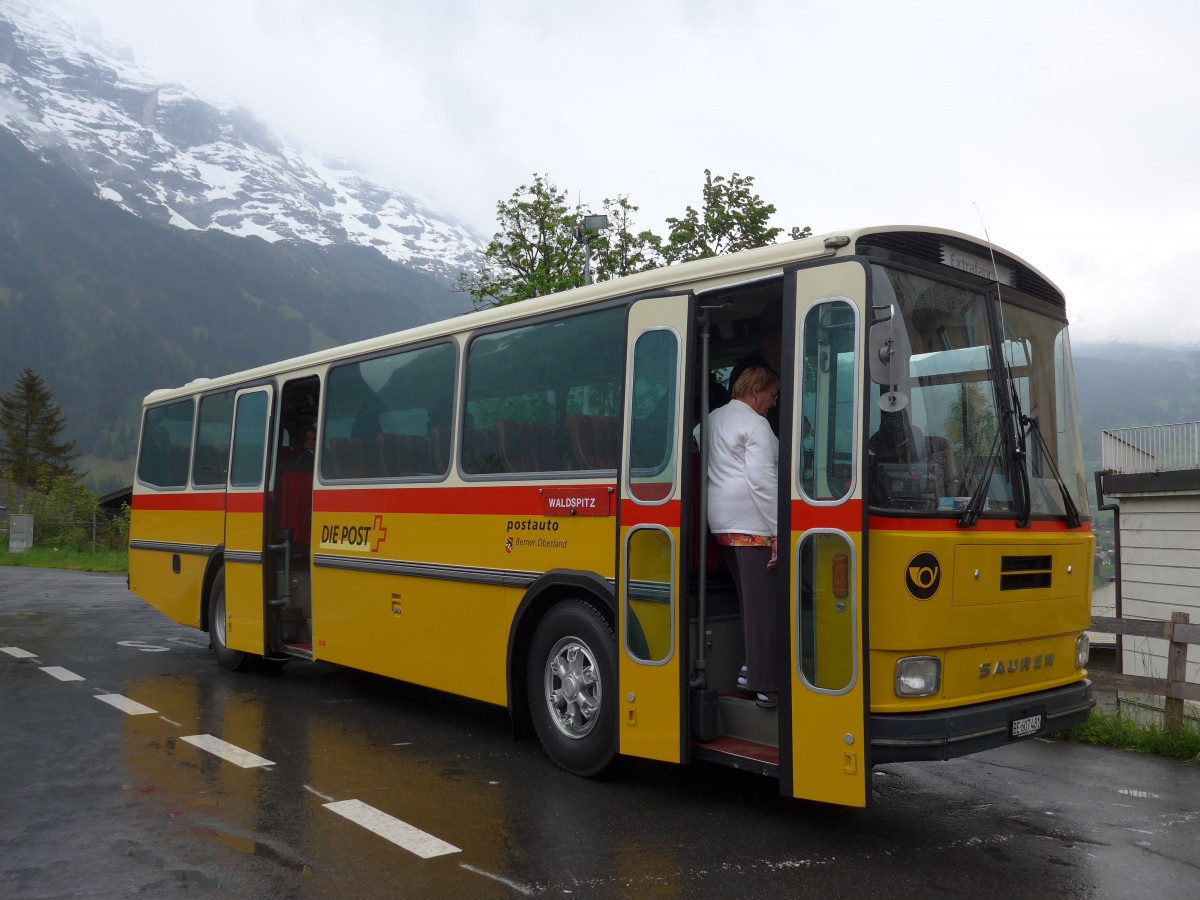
[1101,422,1200,474]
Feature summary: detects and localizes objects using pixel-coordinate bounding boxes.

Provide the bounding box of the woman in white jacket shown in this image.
[707,365,780,708]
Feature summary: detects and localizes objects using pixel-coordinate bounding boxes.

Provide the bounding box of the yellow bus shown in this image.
[129,225,1094,807]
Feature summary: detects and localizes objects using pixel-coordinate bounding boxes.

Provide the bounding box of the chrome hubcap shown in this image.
[543,636,601,740]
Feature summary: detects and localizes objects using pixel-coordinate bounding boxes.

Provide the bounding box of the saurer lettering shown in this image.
[979,653,1055,677]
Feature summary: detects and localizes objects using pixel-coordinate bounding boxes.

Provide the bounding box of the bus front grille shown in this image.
[1000,555,1052,591]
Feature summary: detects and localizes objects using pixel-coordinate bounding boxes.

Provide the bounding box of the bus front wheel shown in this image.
[208,570,252,672]
[527,599,617,777]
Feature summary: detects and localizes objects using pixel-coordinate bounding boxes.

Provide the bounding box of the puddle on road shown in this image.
[208,828,312,874]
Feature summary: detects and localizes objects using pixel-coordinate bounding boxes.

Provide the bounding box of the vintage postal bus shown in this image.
[129,225,1094,807]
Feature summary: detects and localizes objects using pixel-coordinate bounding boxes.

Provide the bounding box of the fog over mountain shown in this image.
[0,0,479,479]
[0,0,481,276]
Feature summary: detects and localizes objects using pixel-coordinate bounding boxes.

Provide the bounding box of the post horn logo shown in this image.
[905,552,940,600]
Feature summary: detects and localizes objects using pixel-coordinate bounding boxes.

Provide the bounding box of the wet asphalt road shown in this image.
[1,567,1197,899]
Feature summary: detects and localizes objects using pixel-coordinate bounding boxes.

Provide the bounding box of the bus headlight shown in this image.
[1076,634,1090,668]
[895,656,941,697]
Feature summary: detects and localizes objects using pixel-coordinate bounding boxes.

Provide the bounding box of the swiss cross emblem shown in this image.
[370,515,388,553]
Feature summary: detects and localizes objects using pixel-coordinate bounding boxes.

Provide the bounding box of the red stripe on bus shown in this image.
[619,498,682,528]
[867,515,1091,533]
[312,484,619,517]
[226,493,265,513]
[132,493,227,512]
[790,500,863,532]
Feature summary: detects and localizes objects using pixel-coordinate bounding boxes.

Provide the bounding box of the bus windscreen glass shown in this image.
[866,265,1087,519]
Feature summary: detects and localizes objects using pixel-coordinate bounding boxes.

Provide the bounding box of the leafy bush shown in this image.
[1,466,129,552]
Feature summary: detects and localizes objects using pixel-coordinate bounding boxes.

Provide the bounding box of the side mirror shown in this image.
[868,306,910,410]
[868,319,896,386]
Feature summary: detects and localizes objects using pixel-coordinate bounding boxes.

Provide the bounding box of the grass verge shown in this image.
[0,547,128,573]
[1064,707,1200,763]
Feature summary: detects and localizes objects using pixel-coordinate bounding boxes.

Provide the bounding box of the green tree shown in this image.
[455,174,588,310]
[458,169,810,307]
[660,169,801,263]
[0,367,77,486]
[592,195,663,281]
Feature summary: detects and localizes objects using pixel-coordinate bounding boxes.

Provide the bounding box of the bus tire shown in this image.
[527,599,617,777]
[208,569,252,672]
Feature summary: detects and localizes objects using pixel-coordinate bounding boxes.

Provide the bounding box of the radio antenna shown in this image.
[972,202,1003,285]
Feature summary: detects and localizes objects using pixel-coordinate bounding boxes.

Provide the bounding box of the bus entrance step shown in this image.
[690,735,779,777]
[281,643,314,660]
[718,692,779,748]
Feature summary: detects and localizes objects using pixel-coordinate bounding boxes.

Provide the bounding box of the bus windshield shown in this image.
[866,265,1088,521]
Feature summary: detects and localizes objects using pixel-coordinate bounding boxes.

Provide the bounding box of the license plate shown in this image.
[1011,713,1042,739]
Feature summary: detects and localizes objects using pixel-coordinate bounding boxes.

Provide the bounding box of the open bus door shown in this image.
[221,384,274,658]
[784,265,870,806]
[618,294,692,764]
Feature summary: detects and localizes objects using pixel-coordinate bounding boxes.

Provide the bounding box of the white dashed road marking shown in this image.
[324,799,461,858]
[180,734,275,768]
[95,693,157,715]
[40,666,84,681]
[6,643,467,866]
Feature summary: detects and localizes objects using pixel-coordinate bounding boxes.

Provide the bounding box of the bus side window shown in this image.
[324,342,457,480]
[192,391,234,487]
[626,328,679,503]
[137,399,195,489]
[463,307,624,476]
[799,299,857,503]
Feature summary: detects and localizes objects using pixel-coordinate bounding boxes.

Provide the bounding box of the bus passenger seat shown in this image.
[493,420,563,473]
[378,432,433,477]
[496,420,543,472]
[567,414,620,470]
[330,437,371,479]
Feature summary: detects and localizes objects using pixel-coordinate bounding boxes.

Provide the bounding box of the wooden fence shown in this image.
[1089,611,1200,733]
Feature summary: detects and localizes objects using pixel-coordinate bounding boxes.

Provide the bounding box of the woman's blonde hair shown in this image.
[731,365,779,401]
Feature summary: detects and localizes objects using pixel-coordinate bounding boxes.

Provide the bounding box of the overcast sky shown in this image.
[48,0,1200,346]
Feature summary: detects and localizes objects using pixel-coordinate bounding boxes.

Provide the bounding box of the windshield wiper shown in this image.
[961,287,1032,528]
[957,428,1002,528]
[1003,381,1032,528]
[1023,414,1083,528]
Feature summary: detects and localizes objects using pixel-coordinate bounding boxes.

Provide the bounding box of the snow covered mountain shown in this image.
[0,0,482,277]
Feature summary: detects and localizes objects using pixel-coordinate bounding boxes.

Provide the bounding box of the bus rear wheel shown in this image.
[208,569,252,672]
[527,599,617,777]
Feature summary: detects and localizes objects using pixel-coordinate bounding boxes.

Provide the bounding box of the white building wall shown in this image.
[1114,493,1200,717]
